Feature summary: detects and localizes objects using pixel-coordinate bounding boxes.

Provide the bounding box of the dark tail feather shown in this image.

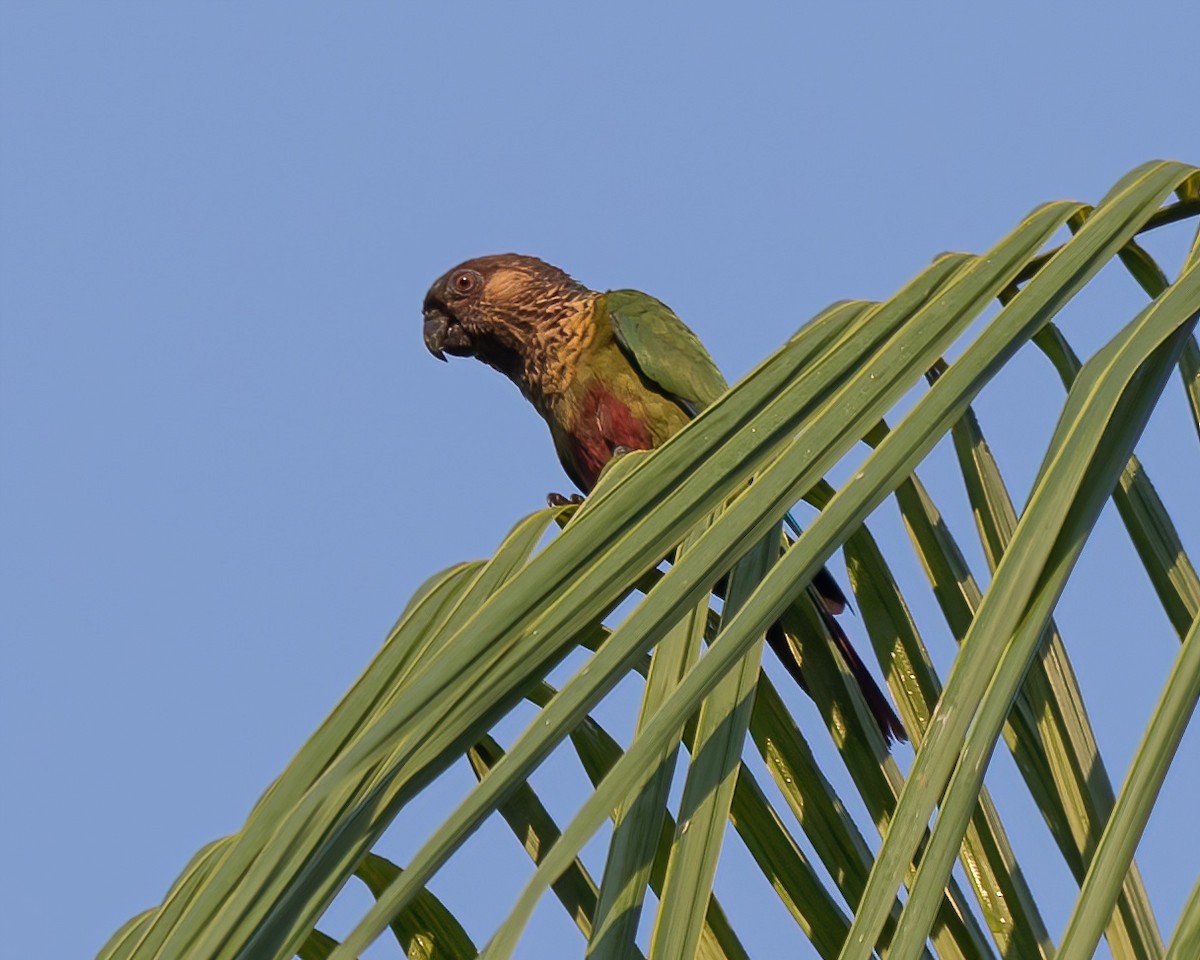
[766,611,907,745]
[765,622,813,696]
[819,605,908,744]
[714,554,905,744]
[812,564,849,615]
[717,562,847,615]
[784,515,849,615]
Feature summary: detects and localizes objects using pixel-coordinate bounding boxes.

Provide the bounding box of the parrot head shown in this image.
[422,254,594,384]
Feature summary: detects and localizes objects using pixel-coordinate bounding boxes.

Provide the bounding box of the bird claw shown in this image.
[547,492,585,508]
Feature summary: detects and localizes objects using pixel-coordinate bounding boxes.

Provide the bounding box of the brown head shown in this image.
[422,254,598,400]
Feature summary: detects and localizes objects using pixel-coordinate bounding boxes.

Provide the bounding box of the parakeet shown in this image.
[423,253,906,743]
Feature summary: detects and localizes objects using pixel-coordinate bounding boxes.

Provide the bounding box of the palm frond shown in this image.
[101,160,1200,960]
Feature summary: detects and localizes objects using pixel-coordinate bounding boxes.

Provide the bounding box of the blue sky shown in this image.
[3,4,1198,958]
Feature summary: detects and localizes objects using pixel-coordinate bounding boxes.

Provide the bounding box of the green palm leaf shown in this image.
[101,160,1200,960]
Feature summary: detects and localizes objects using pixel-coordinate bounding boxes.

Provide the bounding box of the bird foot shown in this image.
[547,492,585,508]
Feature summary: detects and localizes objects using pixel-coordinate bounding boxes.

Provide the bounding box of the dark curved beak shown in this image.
[422,290,475,360]
[423,306,450,361]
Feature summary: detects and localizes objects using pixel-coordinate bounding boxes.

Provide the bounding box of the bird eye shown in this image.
[451,270,481,295]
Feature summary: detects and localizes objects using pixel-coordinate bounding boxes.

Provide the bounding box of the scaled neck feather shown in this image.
[515,291,602,408]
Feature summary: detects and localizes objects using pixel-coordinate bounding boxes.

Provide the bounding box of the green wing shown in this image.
[605,288,728,414]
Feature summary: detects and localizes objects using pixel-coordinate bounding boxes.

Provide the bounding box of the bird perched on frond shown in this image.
[422,253,906,743]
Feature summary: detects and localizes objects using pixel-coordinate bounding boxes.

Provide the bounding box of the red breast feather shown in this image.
[567,387,656,491]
